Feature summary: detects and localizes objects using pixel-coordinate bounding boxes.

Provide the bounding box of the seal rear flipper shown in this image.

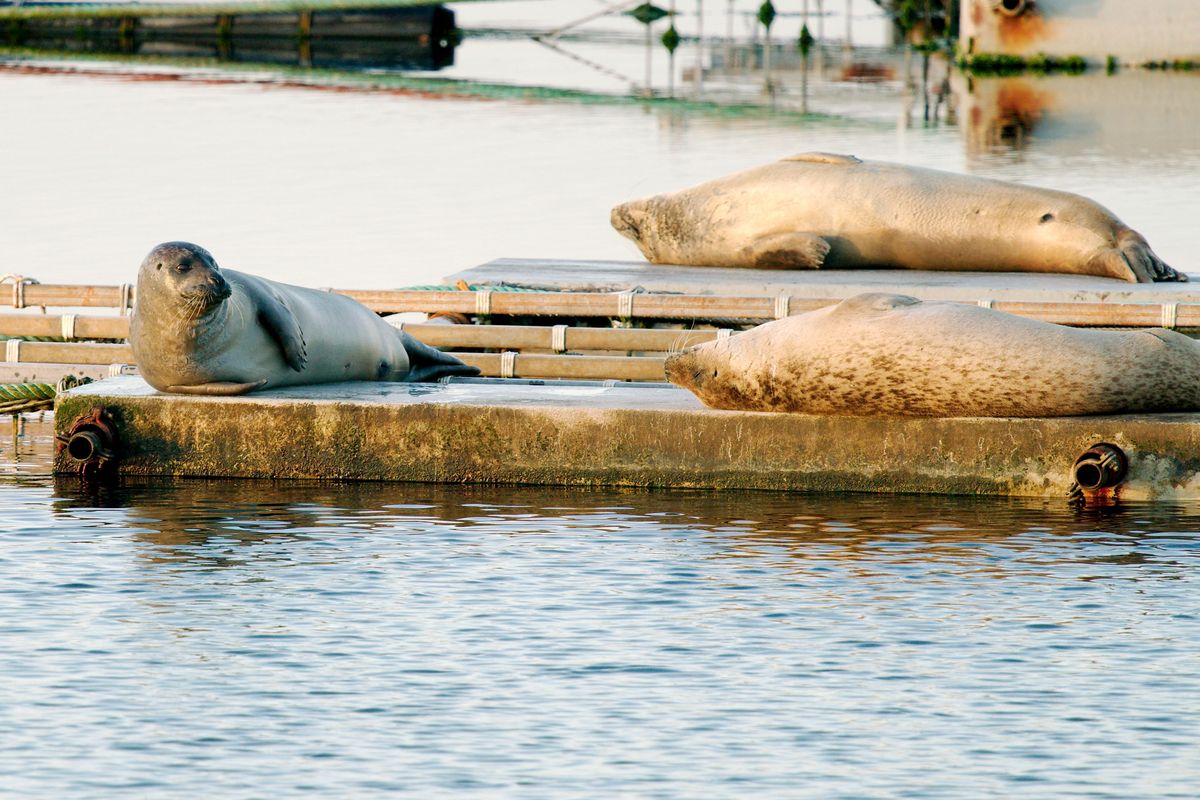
[744,232,831,270]
[165,380,268,396]
[1120,234,1187,283]
[398,331,482,382]
[257,293,308,371]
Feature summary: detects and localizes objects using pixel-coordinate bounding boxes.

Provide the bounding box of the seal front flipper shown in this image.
[165,380,268,396]
[256,292,308,371]
[396,331,481,382]
[744,232,831,270]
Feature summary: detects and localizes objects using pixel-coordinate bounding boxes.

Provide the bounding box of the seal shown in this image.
[665,293,1200,417]
[612,153,1185,283]
[130,241,479,395]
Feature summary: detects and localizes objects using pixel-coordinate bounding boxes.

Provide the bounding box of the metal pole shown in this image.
[645,21,653,96]
[694,0,705,95]
[844,0,852,49]
[668,0,677,97]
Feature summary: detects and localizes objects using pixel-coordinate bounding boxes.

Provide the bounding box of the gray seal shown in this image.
[612,153,1185,283]
[130,241,479,395]
[665,293,1200,417]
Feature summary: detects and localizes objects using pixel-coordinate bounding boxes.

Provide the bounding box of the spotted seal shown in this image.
[130,241,479,395]
[665,293,1200,417]
[612,153,1184,283]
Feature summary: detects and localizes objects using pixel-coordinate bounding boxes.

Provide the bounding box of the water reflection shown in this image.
[50,477,1200,580]
[6,5,457,70]
[956,71,1200,160]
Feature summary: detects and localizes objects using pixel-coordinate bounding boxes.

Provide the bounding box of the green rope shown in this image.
[0,382,56,414]
[0,335,125,343]
[0,375,91,415]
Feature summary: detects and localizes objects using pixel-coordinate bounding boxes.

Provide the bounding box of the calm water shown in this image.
[3,12,1200,796]
[4,419,1200,797]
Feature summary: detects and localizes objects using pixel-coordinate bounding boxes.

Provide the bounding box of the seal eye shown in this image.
[175,262,192,273]
[1039,213,1054,224]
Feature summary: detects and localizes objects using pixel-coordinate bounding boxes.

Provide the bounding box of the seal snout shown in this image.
[664,348,708,392]
[611,201,645,241]
[207,272,232,300]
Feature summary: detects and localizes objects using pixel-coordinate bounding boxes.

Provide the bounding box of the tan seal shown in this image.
[612,153,1185,283]
[130,241,479,395]
[665,293,1200,417]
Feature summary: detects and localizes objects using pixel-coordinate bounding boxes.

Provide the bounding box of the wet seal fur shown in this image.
[130,241,479,395]
[665,293,1200,417]
[612,153,1185,283]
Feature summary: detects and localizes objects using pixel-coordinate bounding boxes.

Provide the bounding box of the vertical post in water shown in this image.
[815,0,825,75]
[758,1,776,95]
[644,20,653,96]
[216,13,234,60]
[298,10,313,67]
[667,0,676,97]
[844,0,852,51]
[725,0,734,70]
[694,0,704,95]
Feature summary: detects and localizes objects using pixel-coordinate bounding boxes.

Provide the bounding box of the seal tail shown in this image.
[398,330,481,382]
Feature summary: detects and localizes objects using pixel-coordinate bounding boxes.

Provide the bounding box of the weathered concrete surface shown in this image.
[449,259,1200,302]
[960,0,1200,63]
[52,376,1200,500]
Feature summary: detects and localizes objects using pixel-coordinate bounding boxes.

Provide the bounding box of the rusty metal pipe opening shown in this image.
[59,407,119,474]
[66,430,109,464]
[1072,443,1128,492]
[994,0,1029,17]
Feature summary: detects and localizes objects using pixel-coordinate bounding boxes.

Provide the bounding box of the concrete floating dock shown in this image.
[448,259,1200,304]
[52,376,1200,500]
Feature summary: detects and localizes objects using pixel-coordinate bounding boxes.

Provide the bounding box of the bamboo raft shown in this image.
[4,269,1200,394]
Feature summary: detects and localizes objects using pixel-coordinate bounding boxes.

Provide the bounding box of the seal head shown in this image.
[141,241,232,312]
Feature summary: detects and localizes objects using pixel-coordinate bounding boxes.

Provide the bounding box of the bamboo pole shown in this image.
[396,323,725,352]
[3,341,133,365]
[10,284,135,310]
[457,353,667,381]
[0,314,130,340]
[0,355,667,383]
[3,284,1200,329]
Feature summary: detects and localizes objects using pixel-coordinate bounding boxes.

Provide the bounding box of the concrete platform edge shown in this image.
[50,378,1200,501]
